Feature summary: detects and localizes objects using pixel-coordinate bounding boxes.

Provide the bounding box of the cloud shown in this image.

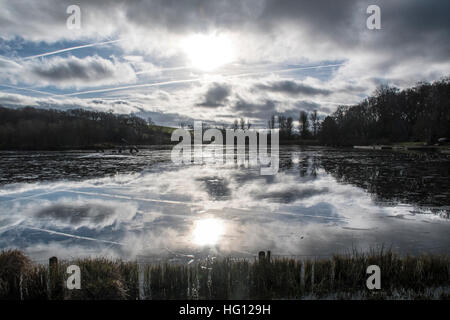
[0,0,449,126]
[34,199,138,229]
[1,1,449,65]
[197,83,231,107]
[26,55,136,88]
[2,156,448,259]
[233,98,278,118]
[256,80,331,96]
[0,92,143,114]
[294,100,326,113]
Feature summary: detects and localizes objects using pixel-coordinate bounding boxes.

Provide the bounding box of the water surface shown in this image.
[0,146,449,263]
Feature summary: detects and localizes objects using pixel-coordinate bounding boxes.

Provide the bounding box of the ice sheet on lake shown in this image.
[0,153,449,261]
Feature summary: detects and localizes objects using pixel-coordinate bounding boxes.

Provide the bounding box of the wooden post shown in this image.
[258,251,266,262]
[49,256,58,269]
[48,256,63,300]
[266,250,271,262]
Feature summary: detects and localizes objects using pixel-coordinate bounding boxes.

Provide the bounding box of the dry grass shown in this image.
[0,249,448,300]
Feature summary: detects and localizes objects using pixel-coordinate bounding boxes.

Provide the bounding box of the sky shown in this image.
[0,0,449,127]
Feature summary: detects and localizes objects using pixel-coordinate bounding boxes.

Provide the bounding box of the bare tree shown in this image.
[268,114,276,129]
[233,119,239,130]
[239,118,245,130]
[310,110,318,137]
[286,117,294,137]
[299,111,310,138]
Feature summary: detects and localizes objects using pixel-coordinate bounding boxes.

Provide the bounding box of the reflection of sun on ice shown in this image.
[182,33,234,71]
[193,218,225,246]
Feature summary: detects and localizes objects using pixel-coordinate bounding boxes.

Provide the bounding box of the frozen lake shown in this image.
[0,146,449,263]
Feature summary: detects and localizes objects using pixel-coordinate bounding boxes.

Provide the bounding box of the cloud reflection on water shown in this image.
[0,149,449,262]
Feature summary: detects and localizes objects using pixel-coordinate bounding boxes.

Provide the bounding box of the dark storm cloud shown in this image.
[197,83,231,107]
[2,0,449,63]
[256,80,331,96]
[259,0,362,44]
[1,0,357,37]
[233,97,331,120]
[1,1,449,75]
[31,57,114,81]
[1,0,450,126]
[35,204,113,225]
[373,1,450,63]
[0,94,28,105]
[294,100,323,112]
[256,187,329,204]
[25,55,136,87]
[122,0,265,33]
[124,0,450,67]
[233,98,278,118]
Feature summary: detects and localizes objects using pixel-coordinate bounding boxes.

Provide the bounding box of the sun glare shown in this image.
[182,34,234,71]
[192,218,225,246]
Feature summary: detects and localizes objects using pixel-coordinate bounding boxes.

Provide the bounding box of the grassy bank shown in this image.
[0,249,448,300]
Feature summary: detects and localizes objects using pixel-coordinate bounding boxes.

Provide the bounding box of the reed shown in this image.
[0,249,448,300]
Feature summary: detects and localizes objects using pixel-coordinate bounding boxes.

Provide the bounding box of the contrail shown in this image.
[0,83,56,96]
[136,65,192,75]
[21,39,124,60]
[2,189,67,202]
[227,63,346,79]
[309,99,351,106]
[62,78,201,97]
[63,62,346,97]
[0,219,24,233]
[60,190,349,222]
[135,62,344,77]
[65,189,201,206]
[0,56,22,67]
[24,226,124,246]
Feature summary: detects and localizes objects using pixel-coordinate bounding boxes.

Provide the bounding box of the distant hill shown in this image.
[0,106,176,150]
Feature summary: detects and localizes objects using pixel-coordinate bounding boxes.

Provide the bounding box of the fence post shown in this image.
[258,251,266,262]
[48,256,64,300]
[258,251,271,263]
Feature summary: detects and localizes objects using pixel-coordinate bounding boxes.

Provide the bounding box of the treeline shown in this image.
[320,78,450,146]
[0,107,174,150]
[265,78,450,145]
[2,77,449,150]
[268,111,320,141]
[264,111,320,143]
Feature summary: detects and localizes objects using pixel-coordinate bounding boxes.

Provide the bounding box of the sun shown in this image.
[192,218,225,246]
[182,33,234,71]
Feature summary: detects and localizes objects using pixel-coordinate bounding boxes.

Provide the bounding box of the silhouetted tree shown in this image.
[319,116,340,145]
[232,119,239,131]
[268,114,276,129]
[0,107,173,150]
[299,111,310,138]
[239,118,245,130]
[317,77,450,145]
[310,110,319,137]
